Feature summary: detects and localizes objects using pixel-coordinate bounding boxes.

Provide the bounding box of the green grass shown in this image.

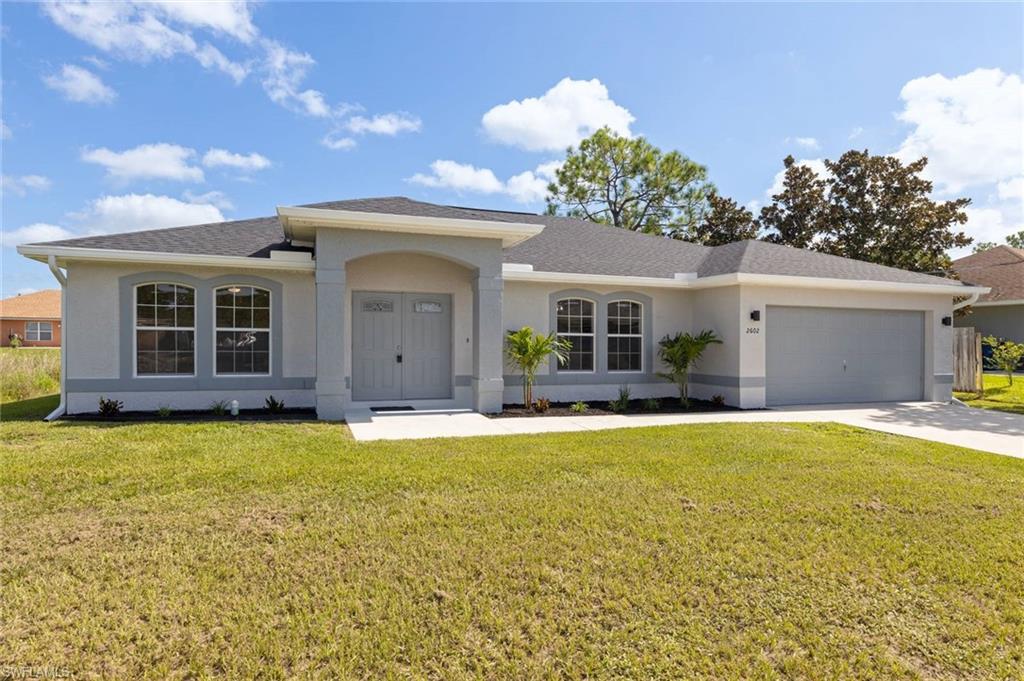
[1,403,1022,679]
[955,373,1024,415]
[0,347,60,402]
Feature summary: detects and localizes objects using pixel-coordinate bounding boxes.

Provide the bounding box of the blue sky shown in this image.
[3,2,1022,294]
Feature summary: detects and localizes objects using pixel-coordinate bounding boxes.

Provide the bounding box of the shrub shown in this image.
[8,334,22,349]
[533,397,551,413]
[983,336,1024,386]
[265,395,285,413]
[505,327,571,408]
[657,330,722,407]
[98,396,123,417]
[156,405,173,418]
[711,394,726,407]
[570,401,589,413]
[608,385,631,413]
[210,400,230,416]
[643,397,660,411]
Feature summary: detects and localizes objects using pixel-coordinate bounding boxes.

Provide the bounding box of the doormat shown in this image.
[370,406,416,412]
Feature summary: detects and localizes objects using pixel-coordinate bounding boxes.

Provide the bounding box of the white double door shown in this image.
[351,291,452,401]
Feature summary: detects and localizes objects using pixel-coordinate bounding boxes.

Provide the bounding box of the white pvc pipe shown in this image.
[44,255,67,421]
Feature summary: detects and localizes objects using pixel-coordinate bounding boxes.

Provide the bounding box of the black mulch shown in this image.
[62,408,317,423]
[490,398,738,418]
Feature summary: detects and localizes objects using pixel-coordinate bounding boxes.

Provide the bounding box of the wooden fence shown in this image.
[953,327,982,392]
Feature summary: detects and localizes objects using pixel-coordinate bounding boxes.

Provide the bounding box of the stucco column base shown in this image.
[473,377,504,413]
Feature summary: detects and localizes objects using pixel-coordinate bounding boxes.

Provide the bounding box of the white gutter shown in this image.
[501,265,991,296]
[277,206,544,247]
[45,255,67,421]
[971,298,1023,308]
[953,291,982,311]
[17,245,315,271]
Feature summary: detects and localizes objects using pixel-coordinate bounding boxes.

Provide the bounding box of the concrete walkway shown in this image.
[344,402,1024,459]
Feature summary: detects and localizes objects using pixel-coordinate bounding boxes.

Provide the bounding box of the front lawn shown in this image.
[2,400,1022,678]
[955,373,1024,415]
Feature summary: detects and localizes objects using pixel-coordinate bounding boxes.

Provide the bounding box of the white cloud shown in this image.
[42,1,249,82]
[3,223,75,247]
[260,39,333,117]
[3,193,226,249]
[346,113,422,136]
[790,136,820,150]
[409,160,504,194]
[766,158,829,196]
[183,189,234,211]
[202,148,271,171]
[81,193,224,232]
[43,64,116,104]
[409,160,560,204]
[849,126,864,140]
[481,77,634,151]
[82,143,204,183]
[895,68,1023,194]
[505,161,561,203]
[997,176,1024,202]
[320,133,357,151]
[147,1,258,43]
[1,175,52,197]
[1,119,10,139]
[950,206,1024,258]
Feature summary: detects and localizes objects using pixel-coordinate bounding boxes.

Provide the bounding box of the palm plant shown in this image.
[504,326,571,408]
[657,330,722,407]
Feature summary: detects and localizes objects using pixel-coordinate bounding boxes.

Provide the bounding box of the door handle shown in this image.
[396,353,403,364]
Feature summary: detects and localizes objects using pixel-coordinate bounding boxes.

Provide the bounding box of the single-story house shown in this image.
[17,197,988,420]
[952,245,1023,343]
[0,288,62,348]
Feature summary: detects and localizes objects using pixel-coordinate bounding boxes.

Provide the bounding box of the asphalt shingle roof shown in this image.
[27,196,968,288]
[951,245,1024,302]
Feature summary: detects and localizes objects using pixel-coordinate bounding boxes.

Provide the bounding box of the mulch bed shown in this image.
[491,398,738,418]
[62,408,317,423]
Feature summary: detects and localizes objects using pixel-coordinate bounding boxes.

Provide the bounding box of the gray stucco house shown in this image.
[952,245,1024,343]
[18,197,987,420]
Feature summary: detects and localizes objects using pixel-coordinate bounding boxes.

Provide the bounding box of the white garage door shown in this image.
[766,306,924,406]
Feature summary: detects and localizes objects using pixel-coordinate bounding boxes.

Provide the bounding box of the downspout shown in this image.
[45,255,67,421]
[952,291,981,311]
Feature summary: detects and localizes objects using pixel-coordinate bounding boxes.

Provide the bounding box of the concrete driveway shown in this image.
[345,402,1024,458]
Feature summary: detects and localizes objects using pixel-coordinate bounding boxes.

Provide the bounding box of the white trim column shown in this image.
[315,265,346,420]
[472,272,504,413]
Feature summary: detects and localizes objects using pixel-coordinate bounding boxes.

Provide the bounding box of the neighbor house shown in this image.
[17,197,987,419]
[0,288,62,348]
[951,245,1023,343]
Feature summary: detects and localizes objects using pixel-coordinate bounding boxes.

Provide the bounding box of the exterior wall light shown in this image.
[941,316,952,326]
[750,310,761,321]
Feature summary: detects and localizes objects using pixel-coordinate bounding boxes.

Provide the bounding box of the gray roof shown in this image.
[28,196,966,288]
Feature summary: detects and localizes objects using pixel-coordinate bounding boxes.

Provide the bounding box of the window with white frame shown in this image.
[26,321,53,342]
[607,300,642,372]
[135,283,195,375]
[555,298,594,371]
[215,285,270,375]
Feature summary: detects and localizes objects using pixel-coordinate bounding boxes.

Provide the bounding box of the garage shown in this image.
[765,306,925,406]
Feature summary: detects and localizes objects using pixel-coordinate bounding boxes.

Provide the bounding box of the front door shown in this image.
[351,291,452,402]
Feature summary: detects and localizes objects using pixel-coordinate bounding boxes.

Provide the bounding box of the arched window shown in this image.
[555,297,594,372]
[215,285,270,375]
[607,300,642,372]
[135,283,195,375]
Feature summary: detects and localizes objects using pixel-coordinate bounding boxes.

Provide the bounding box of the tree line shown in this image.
[544,127,991,274]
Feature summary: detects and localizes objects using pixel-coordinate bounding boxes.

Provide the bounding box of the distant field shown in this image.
[0,347,59,403]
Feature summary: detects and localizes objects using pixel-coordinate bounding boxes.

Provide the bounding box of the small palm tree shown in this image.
[657,330,722,407]
[504,327,571,409]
